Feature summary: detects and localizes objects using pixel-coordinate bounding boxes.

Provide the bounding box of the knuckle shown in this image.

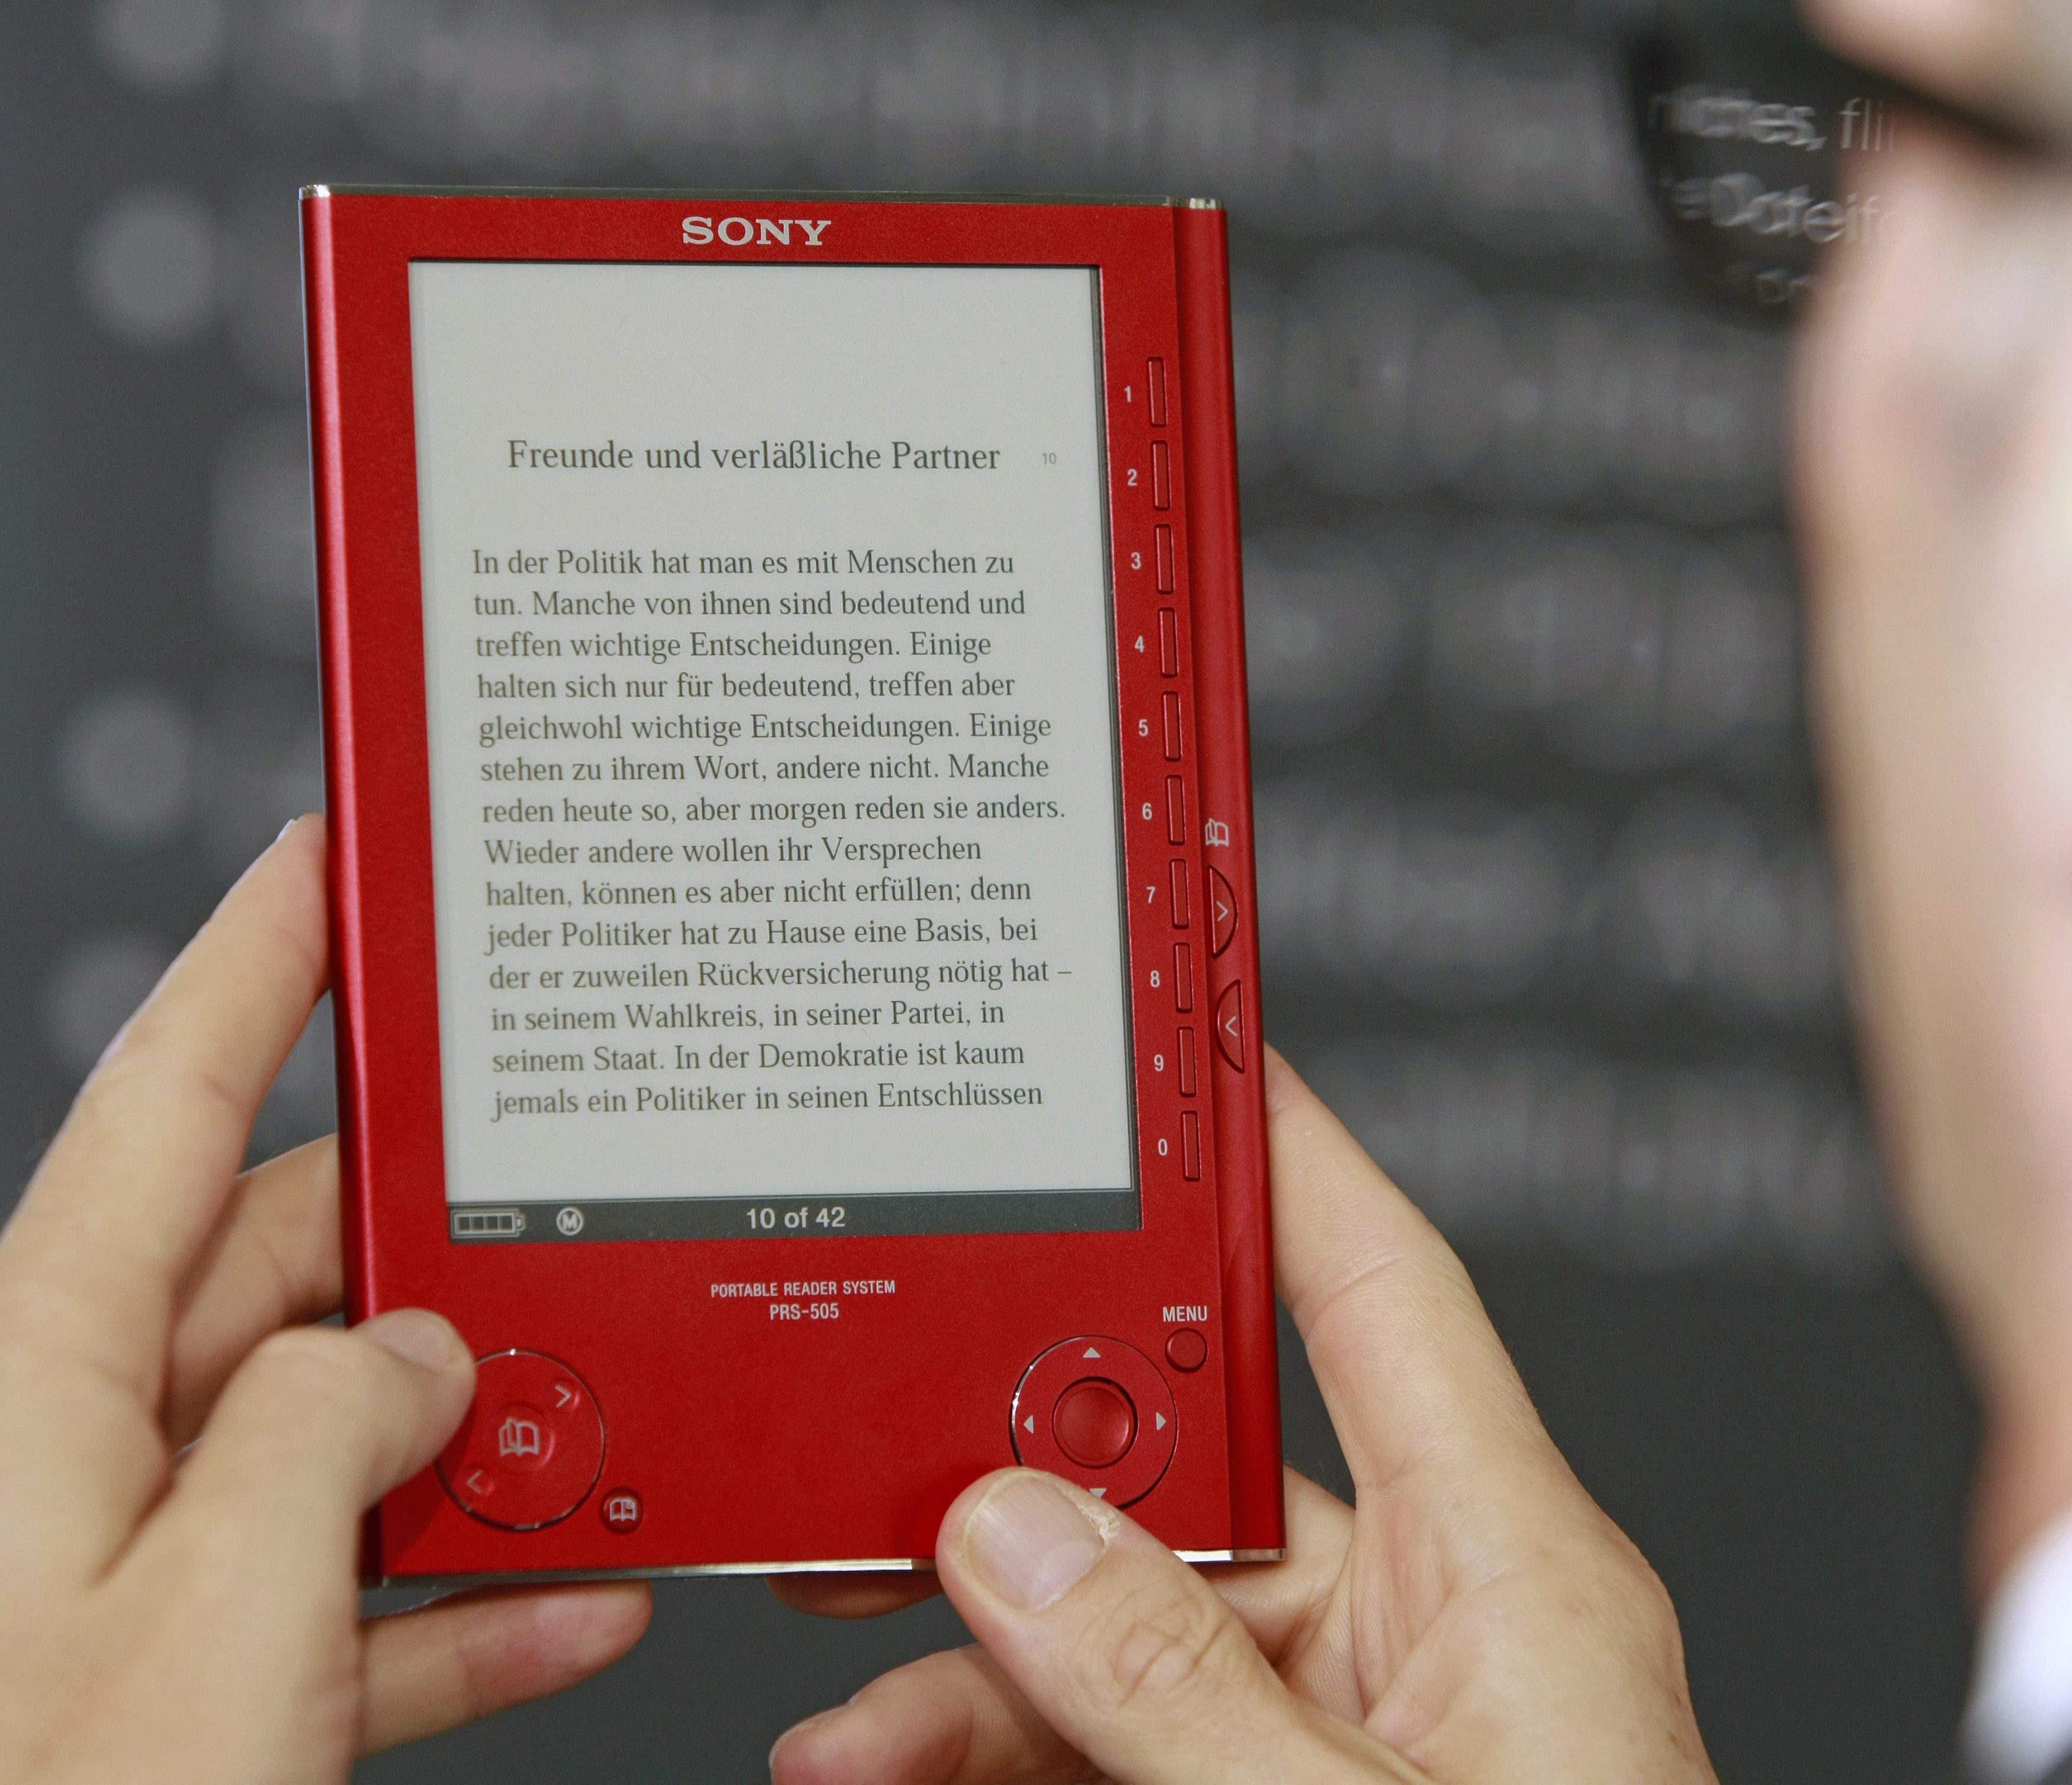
[1570,1519,1690,1680]
[1599,1519,1677,1623]
[1085,1576,1253,1724]
[1623,1549,1689,1668]
[240,1326,373,1423]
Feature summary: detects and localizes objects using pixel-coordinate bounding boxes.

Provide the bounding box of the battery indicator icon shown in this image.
[452,1208,526,1240]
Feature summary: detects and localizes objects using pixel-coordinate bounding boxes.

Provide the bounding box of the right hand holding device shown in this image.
[772,1052,1720,1784]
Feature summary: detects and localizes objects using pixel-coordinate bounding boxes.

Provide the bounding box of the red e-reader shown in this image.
[302,188,1281,1581]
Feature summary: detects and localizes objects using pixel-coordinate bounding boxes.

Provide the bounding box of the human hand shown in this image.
[1795,0,2072,1589]
[769,1051,1717,1784]
[0,817,650,1784]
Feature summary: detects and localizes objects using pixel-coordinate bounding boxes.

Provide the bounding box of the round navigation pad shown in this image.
[1011,1336,1177,1508]
[436,1350,606,1532]
[1054,1378,1136,1468]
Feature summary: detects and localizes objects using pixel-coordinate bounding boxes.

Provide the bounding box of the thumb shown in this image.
[936,1469,1430,1785]
[147,1311,476,1594]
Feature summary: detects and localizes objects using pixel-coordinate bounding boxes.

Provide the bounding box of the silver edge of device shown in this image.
[299,183,1206,208]
[374,1548,1284,1592]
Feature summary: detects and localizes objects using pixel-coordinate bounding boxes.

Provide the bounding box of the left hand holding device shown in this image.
[772,1052,1719,1785]
[0,816,649,1784]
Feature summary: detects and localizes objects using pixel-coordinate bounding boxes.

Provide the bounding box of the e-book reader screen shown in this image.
[407,261,1137,1241]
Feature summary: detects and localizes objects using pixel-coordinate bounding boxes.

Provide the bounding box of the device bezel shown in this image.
[306,189,1275,1577]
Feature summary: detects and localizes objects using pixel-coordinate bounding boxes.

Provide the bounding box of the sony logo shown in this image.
[681,215,832,248]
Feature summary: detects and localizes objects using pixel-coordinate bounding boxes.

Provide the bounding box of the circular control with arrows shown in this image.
[435,1350,606,1531]
[1010,1336,1178,1507]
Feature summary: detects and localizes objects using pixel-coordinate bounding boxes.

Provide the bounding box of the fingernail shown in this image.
[961,1471,1110,1612]
[768,1707,841,1776]
[361,1309,467,1372]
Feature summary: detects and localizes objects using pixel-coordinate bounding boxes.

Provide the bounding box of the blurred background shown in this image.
[0,1,1976,1778]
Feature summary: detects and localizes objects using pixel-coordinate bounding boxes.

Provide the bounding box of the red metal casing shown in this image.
[302,189,1281,1579]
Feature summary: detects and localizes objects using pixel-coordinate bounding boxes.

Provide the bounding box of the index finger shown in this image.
[0,816,330,1577]
[1264,1048,1584,1532]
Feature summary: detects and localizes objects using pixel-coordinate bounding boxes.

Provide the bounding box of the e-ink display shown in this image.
[408,262,1136,1239]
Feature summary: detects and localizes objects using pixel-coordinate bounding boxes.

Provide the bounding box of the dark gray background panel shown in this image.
[0,3,1976,1779]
